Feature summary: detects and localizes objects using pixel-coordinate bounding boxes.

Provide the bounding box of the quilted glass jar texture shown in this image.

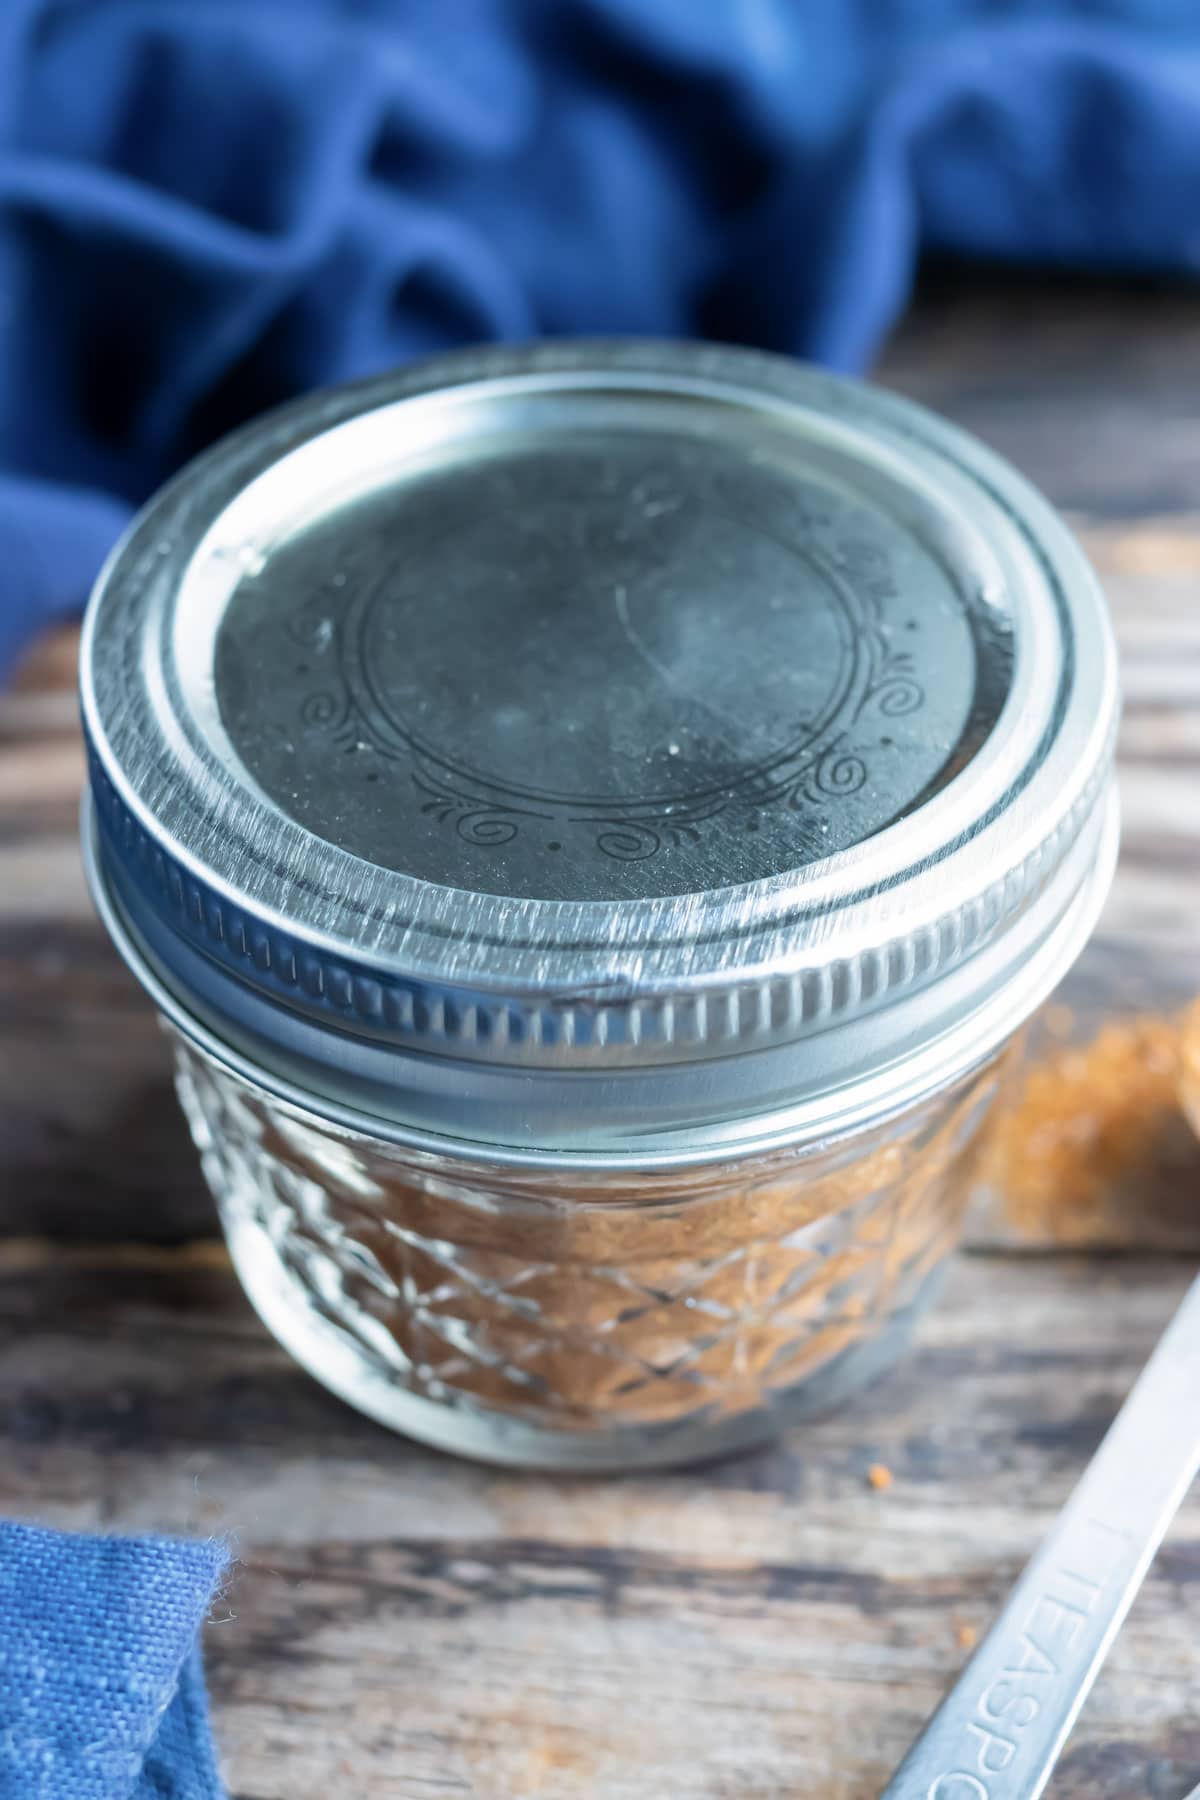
[81,342,1118,1466]
[175,1035,1005,1467]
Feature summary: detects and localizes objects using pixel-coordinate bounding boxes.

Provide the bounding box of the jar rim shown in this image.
[84,786,1118,1167]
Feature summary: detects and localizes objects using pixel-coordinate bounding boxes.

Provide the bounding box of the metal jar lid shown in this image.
[80,340,1119,1164]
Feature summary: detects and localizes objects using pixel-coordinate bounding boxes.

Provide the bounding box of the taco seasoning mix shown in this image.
[80,341,1118,1469]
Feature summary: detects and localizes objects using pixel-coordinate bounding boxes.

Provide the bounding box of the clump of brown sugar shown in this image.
[980,1009,1198,1245]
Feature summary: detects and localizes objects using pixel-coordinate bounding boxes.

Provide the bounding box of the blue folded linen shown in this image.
[1,2,1199,680]
[0,1522,228,1800]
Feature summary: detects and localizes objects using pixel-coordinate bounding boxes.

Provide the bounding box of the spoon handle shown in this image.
[881,1274,1200,1800]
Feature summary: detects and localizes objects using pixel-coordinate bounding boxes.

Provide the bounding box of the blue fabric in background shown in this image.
[2,0,1200,679]
[0,1522,228,1799]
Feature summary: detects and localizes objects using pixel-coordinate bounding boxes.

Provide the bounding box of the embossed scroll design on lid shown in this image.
[284,534,924,865]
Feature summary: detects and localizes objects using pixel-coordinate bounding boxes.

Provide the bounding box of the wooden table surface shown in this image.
[4,273,1200,1799]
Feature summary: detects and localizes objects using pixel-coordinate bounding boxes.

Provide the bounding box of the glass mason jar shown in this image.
[80,341,1119,1470]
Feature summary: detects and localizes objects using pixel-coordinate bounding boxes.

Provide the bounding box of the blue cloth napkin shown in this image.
[3,1,1200,680]
[0,1523,228,1800]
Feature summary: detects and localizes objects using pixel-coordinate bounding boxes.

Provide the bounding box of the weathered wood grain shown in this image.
[0,1247,1197,1800]
[0,629,219,1237]
[884,267,1200,521]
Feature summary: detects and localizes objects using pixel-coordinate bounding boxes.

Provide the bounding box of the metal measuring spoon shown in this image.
[881,1275,1200,1799]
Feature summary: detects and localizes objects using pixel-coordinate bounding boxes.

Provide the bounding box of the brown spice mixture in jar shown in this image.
[178,1034,1003,1437]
